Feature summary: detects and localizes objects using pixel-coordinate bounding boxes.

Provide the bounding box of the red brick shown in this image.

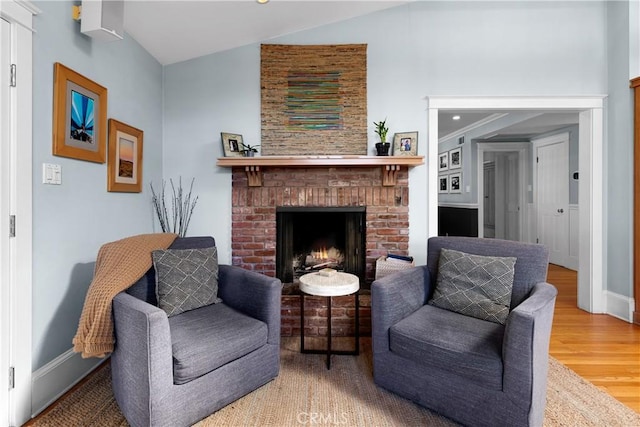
[231,166,412,294]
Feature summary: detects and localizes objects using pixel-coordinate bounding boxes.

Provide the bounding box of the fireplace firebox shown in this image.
[276,207,366,292]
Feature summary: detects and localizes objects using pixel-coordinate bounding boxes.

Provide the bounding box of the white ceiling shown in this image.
[123,1,409,66]
[438,110,579,142]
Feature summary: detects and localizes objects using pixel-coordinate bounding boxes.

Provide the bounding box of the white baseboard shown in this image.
[605,291,635,323]
[31,348,106,417]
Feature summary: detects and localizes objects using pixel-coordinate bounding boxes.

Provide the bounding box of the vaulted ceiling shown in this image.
[120,1,579,140]
[122,1,408,66]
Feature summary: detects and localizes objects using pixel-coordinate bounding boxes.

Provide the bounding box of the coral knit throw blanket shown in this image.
[73,233,177,358]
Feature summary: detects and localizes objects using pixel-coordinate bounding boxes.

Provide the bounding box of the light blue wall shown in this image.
[606,1,634,296]
[163,45,262,264]
[32,1,163,370]
[163,0,608,272]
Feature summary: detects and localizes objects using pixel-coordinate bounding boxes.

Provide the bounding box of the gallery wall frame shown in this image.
[449,172,462,194]
[221,132,244,157]
[107,119,143,193]
[438,175,449,194]
[449,147,462,170]
[438,152,449,172]
[393,131,418,156]
[52,62,107,163]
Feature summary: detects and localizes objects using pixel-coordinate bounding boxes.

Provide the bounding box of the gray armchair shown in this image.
[372,237,557,427]
[111,237,281,427]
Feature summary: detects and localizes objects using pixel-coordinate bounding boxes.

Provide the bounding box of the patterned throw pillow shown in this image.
[152,247,221,317]
[429,248,516,324]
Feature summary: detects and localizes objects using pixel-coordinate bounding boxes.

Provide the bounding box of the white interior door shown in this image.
[483,162,495,237]
[535,134,569,266]
[1,16,12,425]
[504,152,520,241]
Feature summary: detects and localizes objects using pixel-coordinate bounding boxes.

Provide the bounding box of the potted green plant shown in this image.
[241,142,260,157]
[373,118,390,156]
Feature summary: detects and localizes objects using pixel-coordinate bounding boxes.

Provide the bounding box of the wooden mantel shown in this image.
[216,155,425,187]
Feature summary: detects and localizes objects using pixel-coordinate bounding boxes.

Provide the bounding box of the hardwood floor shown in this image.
[547,264,640,413]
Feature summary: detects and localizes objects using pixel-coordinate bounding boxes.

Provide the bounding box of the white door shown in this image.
[492,152,520,241]
[1,16,12,425]
[483,162,495,237]
[504,152,520,241]
[0,4,36,423]
[535,134,569,266]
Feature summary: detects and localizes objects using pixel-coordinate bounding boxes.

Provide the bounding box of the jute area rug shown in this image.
[31,338,640,427]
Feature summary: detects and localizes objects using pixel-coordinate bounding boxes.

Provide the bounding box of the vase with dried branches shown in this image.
[150,177,199,237]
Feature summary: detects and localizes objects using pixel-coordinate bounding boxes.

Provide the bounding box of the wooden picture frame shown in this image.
[438,152,449,172]
[393,131,418,156]
[449,147,462,170]
[438,175,449,194]
[52,62,107,163]
[107,119,143,193]
[221,132,244,157]
[449,172,462,193]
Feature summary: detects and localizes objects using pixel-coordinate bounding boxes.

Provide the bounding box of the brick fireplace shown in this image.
[230,164,411,337]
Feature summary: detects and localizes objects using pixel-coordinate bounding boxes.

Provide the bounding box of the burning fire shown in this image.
[312,247,329,259]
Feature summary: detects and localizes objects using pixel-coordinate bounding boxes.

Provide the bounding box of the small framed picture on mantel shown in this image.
[221,132,244,157]
[392,131,418,156]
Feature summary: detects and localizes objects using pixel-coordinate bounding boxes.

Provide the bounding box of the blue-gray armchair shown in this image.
[111,237,282,427]
[372,237,557,427]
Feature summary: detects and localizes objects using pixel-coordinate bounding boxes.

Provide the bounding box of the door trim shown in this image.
[427,96,605,315]
[632,77,640,325]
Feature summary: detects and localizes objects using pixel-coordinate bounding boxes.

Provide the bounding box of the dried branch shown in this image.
[150,177,198,237]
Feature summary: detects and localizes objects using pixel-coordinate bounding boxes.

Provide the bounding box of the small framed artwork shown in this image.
[438,175,449,194]
[221,132,244,157]
[449,147,462,170]
[392,131,418,156]
[107,119,143,193]
[449,172,462,194]
[438,152,449,172]
[52,63,108,163]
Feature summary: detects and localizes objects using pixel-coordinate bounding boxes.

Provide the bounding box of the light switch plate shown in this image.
[43,163,61,185]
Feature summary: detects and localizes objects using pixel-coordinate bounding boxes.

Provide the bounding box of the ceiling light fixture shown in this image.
[452,115,461,121]
[257,0,269,4]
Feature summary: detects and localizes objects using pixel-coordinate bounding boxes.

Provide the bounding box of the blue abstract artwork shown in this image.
[70,90,95,144]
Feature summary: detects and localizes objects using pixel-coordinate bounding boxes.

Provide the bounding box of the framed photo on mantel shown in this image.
[392,131,418,156]
[221,132,244,157]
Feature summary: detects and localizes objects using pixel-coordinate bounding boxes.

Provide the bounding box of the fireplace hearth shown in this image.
[276,207,365,293]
